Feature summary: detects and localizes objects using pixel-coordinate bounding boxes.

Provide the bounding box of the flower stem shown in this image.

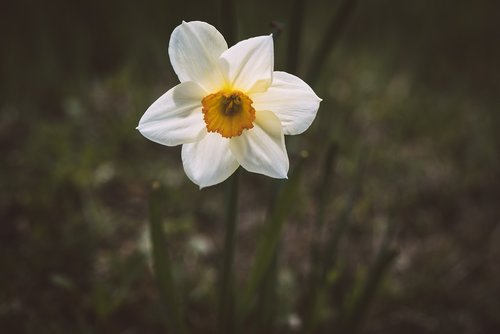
[337,244,398,333]
[305,0,359,86]
[149,182,186,334]
[217,169,240,333]
[286,0,306,75]
[239,157,306,321]
[217,0,238,331]
[219,0,236,45]
[303,146,364,333]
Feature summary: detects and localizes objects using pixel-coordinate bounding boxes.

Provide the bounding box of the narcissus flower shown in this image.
[138,21,321,188]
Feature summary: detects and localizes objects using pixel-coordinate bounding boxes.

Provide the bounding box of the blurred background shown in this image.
[1,0,499,333]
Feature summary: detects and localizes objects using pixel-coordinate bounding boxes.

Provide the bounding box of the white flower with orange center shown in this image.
[138,21,321,188]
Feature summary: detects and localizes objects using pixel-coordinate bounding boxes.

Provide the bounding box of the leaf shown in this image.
[239,156,306,321]
[149,181,186,334]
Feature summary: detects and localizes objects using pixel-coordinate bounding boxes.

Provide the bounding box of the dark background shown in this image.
[1,0,499,333]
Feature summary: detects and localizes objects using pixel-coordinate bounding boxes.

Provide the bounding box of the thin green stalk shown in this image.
[302,147,365,333]
[283,0,307,157]
[217,169,240,333]
[335,218,398,333]
[254,249,279,332]
[217,0,238,330]
[338,246,398,333]
[302,143,338,333]
[252,179,286,332]
[239,157,306,322]
[311,143,338,267]
[322,178,358,275]
[323,148,367,276]
[219,0,236,45]
[305,0,359,86]
[286,0,306,75]
[149,182,186,334]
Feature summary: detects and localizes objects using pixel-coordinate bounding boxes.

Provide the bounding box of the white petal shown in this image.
[251,71,322,135]
[168,21,227,92]
[137,81,207,146]
[219,35,274,93]
[182,132,240,188]
[229,110,288,179]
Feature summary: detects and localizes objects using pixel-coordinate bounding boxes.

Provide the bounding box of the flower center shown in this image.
[202,90,255,138]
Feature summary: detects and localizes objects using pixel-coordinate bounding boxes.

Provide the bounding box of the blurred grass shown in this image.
[1,0,500,333]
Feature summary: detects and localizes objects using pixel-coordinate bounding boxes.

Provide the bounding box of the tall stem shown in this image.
[219,0,236,45]
[217,169,240,333]
[286,0,305,75]
[149,182,186,334]
[217,1,238,332]
[305,0,359,86]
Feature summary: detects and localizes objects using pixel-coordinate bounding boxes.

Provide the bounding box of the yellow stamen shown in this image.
[202,90,255,138]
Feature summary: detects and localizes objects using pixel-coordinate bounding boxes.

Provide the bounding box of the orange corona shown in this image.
[202,90,256,138]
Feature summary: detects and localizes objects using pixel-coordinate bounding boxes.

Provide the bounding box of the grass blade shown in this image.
[239,156,306,322]
[286,0,306,75]
[305,0,360,86]
[303,146,365,333]
[149,182,186,334]
[339,247,398,333]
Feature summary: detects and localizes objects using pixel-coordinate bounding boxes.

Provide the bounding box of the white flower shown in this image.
[137,21,321,188]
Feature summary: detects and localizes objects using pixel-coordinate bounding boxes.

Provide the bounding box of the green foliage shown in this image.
[240,158,305,322]
[149,183,186,334]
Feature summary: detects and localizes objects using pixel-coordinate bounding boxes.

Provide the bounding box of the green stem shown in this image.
[339,247,398,333]
[311,143,338,266]
[286,0,306,75]
[239,158,305,321]
[220,0,236,45]
[254,249,278,332]
[217,0,238,328]
[305,0,359,86]
[323,148,367,275]
[252,180,282,332]
[302,147,366,334]
[302,143,338,333]
[217,169,240,333]
[149,182,186,334]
